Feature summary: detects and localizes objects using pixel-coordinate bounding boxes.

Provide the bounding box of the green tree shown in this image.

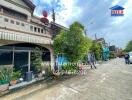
[125,40,132,52]
[90,41,102,60]
[53,21,92,62]
[31,47,43,73]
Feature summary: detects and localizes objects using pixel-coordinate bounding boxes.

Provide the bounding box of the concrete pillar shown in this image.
[12,46,15,67]
[0,6,3,14]
[27,15,31,22]
[28,51,31,72]
[50,49,55,71]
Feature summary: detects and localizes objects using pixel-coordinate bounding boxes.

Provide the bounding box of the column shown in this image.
[0,6,3,14]
[50,49,55,71]
[28,51,31,72]
[12,46,15,67]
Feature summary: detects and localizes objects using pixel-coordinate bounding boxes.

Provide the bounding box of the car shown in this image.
[129,52,132,64]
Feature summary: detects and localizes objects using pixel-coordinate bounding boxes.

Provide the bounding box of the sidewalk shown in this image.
[1,74,78,99]
[1,62,102,99]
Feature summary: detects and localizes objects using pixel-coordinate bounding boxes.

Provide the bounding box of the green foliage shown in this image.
[45,65,53,77]
[53,21,92,62]
[0,66,12,85]
[31,47,43,73]
[125,40,132,52]
[11,70,21,81]
[0,66,21,84]
[53,30,65,54]
[62,64,79,72]
[90,41,102,60]
[109,52,116,59]
[70,21,84,30]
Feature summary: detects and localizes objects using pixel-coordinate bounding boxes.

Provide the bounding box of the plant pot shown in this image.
[10,80,17,86]
[0,83,9,92]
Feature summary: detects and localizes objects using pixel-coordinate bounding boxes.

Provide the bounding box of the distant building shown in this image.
[50,22,68,37]
[95,38,106,48]
[109,45,116,52]
[95,38,110,60]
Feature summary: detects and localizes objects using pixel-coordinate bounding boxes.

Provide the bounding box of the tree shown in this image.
[125,40,132,52]
[53,21,92,62]
[31,47,43,73]
[90,41,102,60]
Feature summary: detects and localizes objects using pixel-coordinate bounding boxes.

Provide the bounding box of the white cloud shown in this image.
[111,0,132,25]
[53,0,81,27]
[111,0,120,6]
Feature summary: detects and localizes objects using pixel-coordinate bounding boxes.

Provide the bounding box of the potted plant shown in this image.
[0,65,12,92]
[31,47,43,80]
[10,70,21,86]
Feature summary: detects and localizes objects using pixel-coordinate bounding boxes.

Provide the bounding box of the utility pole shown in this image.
[52,8,56,38]
[52,8,55,23]
[95,33,97,40]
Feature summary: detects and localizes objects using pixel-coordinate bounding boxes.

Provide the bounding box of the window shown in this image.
[41,29,43,33]
[43,28,46,34]
[10,20,14,24]
[21,23,25,26]
[45,29,47,34]
[16,21,20,25]
[30,26,33,31]
[34,27,37,32]
[38,28,40,33]
[4,18,8,22]
[0,51,13,65]
[3,6,27,20]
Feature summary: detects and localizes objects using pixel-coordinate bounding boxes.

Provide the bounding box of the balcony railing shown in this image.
[0,13,51,38]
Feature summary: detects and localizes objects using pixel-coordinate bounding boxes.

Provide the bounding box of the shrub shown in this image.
[11,70,21,81]
[0,65,12,85]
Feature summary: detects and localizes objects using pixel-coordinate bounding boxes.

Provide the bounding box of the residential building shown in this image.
[95,38,106,48]
[0,0,55,77]
[50,22,68,37]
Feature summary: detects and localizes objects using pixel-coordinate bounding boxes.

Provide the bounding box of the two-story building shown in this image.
[0,0,55,75]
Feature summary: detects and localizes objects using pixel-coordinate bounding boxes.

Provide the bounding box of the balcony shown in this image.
[0,13,52,45]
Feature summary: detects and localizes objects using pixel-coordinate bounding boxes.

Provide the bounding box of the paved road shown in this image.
[1,58,132,100]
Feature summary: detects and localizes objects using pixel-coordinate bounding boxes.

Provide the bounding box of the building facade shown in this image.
[50,22,68,37]
[0,0,55,74]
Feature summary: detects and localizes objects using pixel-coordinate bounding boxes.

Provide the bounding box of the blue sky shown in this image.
[32,0,132,48]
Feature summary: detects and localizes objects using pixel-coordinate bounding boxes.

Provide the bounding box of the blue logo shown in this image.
[110,5,125,16]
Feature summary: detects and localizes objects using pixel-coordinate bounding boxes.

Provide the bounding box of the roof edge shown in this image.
[22,0,35,10]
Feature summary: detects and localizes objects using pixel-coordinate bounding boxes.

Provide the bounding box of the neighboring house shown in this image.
[0,0,55,74]
[50,22,68,37]
[95,38,110,60]
[95,38,106,48]
[109,45,116,52]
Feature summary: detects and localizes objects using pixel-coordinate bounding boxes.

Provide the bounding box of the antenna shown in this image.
[95,33,97,40]
[51,0,55,23]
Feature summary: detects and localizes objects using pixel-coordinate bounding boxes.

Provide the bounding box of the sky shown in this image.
[32,0,132,48]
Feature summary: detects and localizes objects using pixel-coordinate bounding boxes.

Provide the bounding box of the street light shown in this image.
[109,40,115,46]
[85,21,95,38]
